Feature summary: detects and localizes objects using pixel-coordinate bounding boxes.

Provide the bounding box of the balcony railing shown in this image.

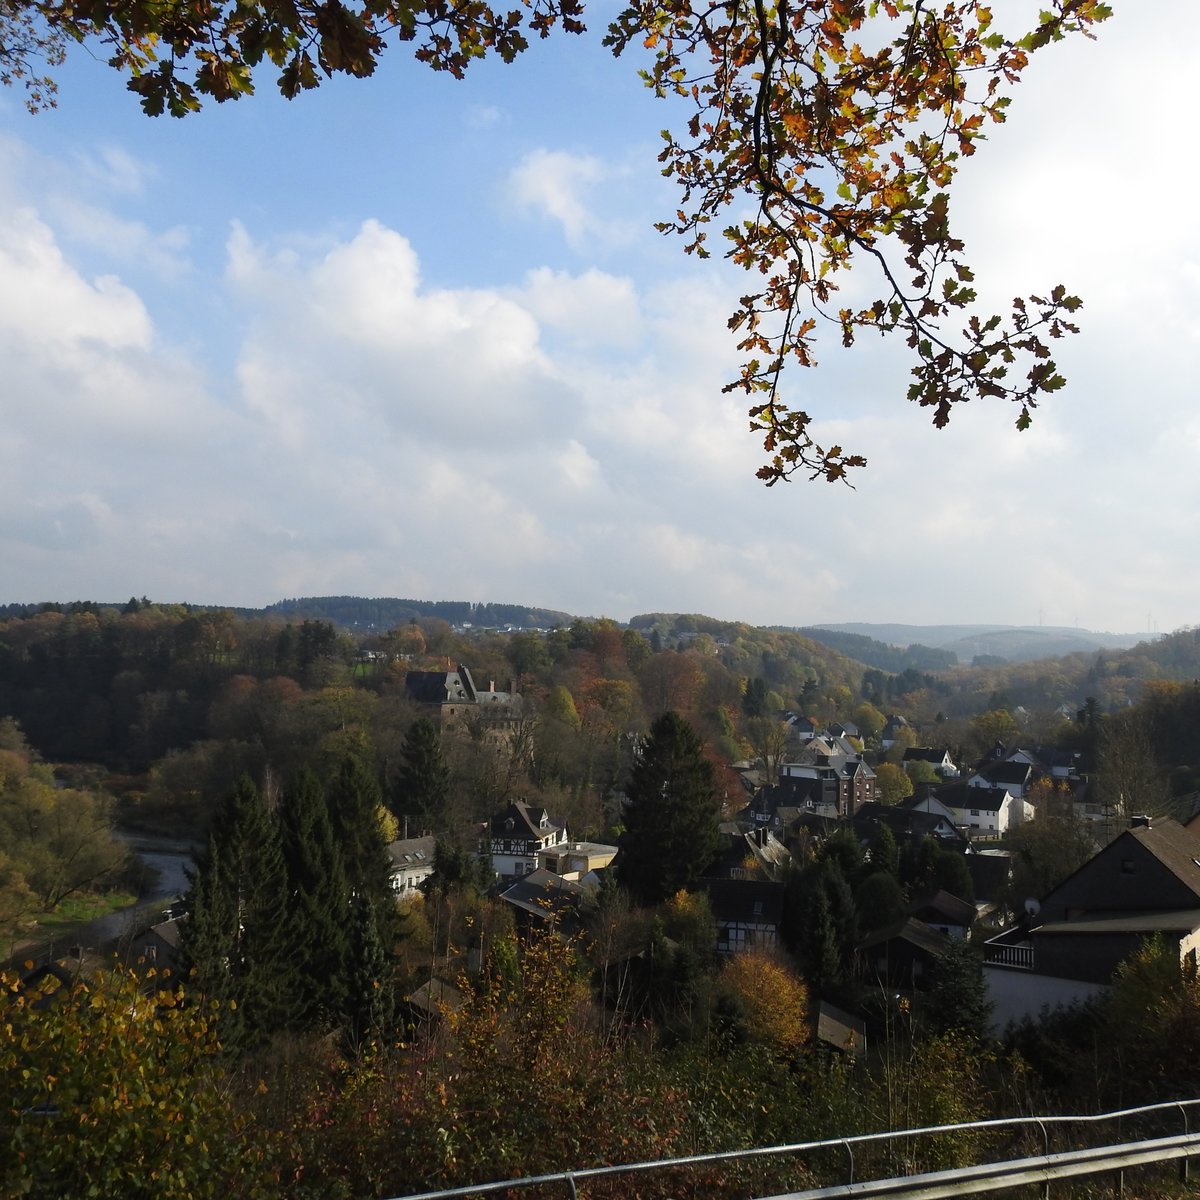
[982,939,1035,970]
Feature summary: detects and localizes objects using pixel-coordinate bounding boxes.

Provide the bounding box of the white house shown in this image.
[935,781,1031,836]
[387,835,437,895]
[487,800,568,879]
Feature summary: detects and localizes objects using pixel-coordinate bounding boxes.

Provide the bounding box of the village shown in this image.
[5,607,1200,1198]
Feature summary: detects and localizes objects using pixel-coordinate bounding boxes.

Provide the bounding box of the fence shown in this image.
[392,1099,1200,1200]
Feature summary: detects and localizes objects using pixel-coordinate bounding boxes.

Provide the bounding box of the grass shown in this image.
[5,890,142,964]
[32,890,139,931]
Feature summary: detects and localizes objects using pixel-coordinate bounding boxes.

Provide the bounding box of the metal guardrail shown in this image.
[392,1099,1200,1200]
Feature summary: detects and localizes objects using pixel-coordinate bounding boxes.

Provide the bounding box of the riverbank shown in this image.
[4,833,196,969]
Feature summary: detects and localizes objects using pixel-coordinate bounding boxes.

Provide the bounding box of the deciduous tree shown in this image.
[719,948,809,1056]
[874,761,913,806]
[0,966,268,1199]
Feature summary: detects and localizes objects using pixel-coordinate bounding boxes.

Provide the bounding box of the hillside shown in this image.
[262,596,574,630]
[810,622,1148,664]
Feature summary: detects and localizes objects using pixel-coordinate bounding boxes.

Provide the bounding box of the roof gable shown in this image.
[1037,819,1200,921]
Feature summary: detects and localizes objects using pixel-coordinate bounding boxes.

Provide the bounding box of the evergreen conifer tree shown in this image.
[176,832,239,1023]
[343,891,389,1052]
[327,754,394,907]
[178,775,292,1046]
[617,711,721,906]
[278,768,351,1028]
[927,939,992,1039]
[392,716,450,830]
[325,751,402,1010]
[783,858,858,989]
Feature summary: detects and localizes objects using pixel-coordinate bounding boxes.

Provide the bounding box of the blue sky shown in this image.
[1,2,1198,633]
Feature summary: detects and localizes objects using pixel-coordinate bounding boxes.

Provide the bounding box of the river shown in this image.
[5,834,200,967]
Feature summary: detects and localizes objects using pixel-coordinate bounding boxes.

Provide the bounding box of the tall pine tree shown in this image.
[325,751,401,1013]
[178,775,292,1047]
[617,711,722,906]
[391,716,450,831]
[278,768,351,1029]
[343,891,389,1053]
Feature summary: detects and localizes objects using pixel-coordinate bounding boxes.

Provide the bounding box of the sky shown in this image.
[1,2,1197,634]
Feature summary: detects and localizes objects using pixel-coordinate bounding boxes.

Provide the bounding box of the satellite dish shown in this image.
[1024,897,1041,917]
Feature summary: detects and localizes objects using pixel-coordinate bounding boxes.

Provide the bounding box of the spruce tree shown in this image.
[783,858,858,988]
[392,716,450,830]
[343,891,389,1052]
[927,939,992,1039]
[177,832,239,1025]
[178,775,292,1047]
[326,750,403,977]
[327,755,392,899]
[278,768,351,1028]
[617,711,722,906]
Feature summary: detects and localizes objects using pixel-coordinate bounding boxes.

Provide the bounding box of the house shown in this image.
[895,793,970,842]
[852,800,967,850]
[405,663,519,728]
[911,890,976,939]
[706,826,793,882]
[387,834,437,895]
[969,760,1037,798]
[538,840,618,879]
[858,918,951,988]
[880,714,910,750]
[902,747,959,778]
[701,877,785,954]
[982,817,1200,1029]
[486,800,568,879]
[498,869,585,934]
[797,734,860,762]
[934,779,1032,836]
[404,977,464,1025]
[778,753,876,818]
[811,999,867,1057]
[787,714,821,741]
[134,915,184,972]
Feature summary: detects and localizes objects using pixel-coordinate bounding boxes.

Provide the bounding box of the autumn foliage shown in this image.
[720,947,810,1055]
[0,965,268,1200]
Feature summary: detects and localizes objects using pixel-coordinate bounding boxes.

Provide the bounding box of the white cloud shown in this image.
[467,104,502,129]
[0,206,150,351]
[506,148,632,251]
[48,198,191,278]
[2,15,1199,637]
[516,266,641,347]
[71,144,157,198]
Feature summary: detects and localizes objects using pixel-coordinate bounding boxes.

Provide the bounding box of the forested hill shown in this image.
[260,596,574,631]
[807,622,1146,664]
[794,628,957,672]
[0,596,575,631]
